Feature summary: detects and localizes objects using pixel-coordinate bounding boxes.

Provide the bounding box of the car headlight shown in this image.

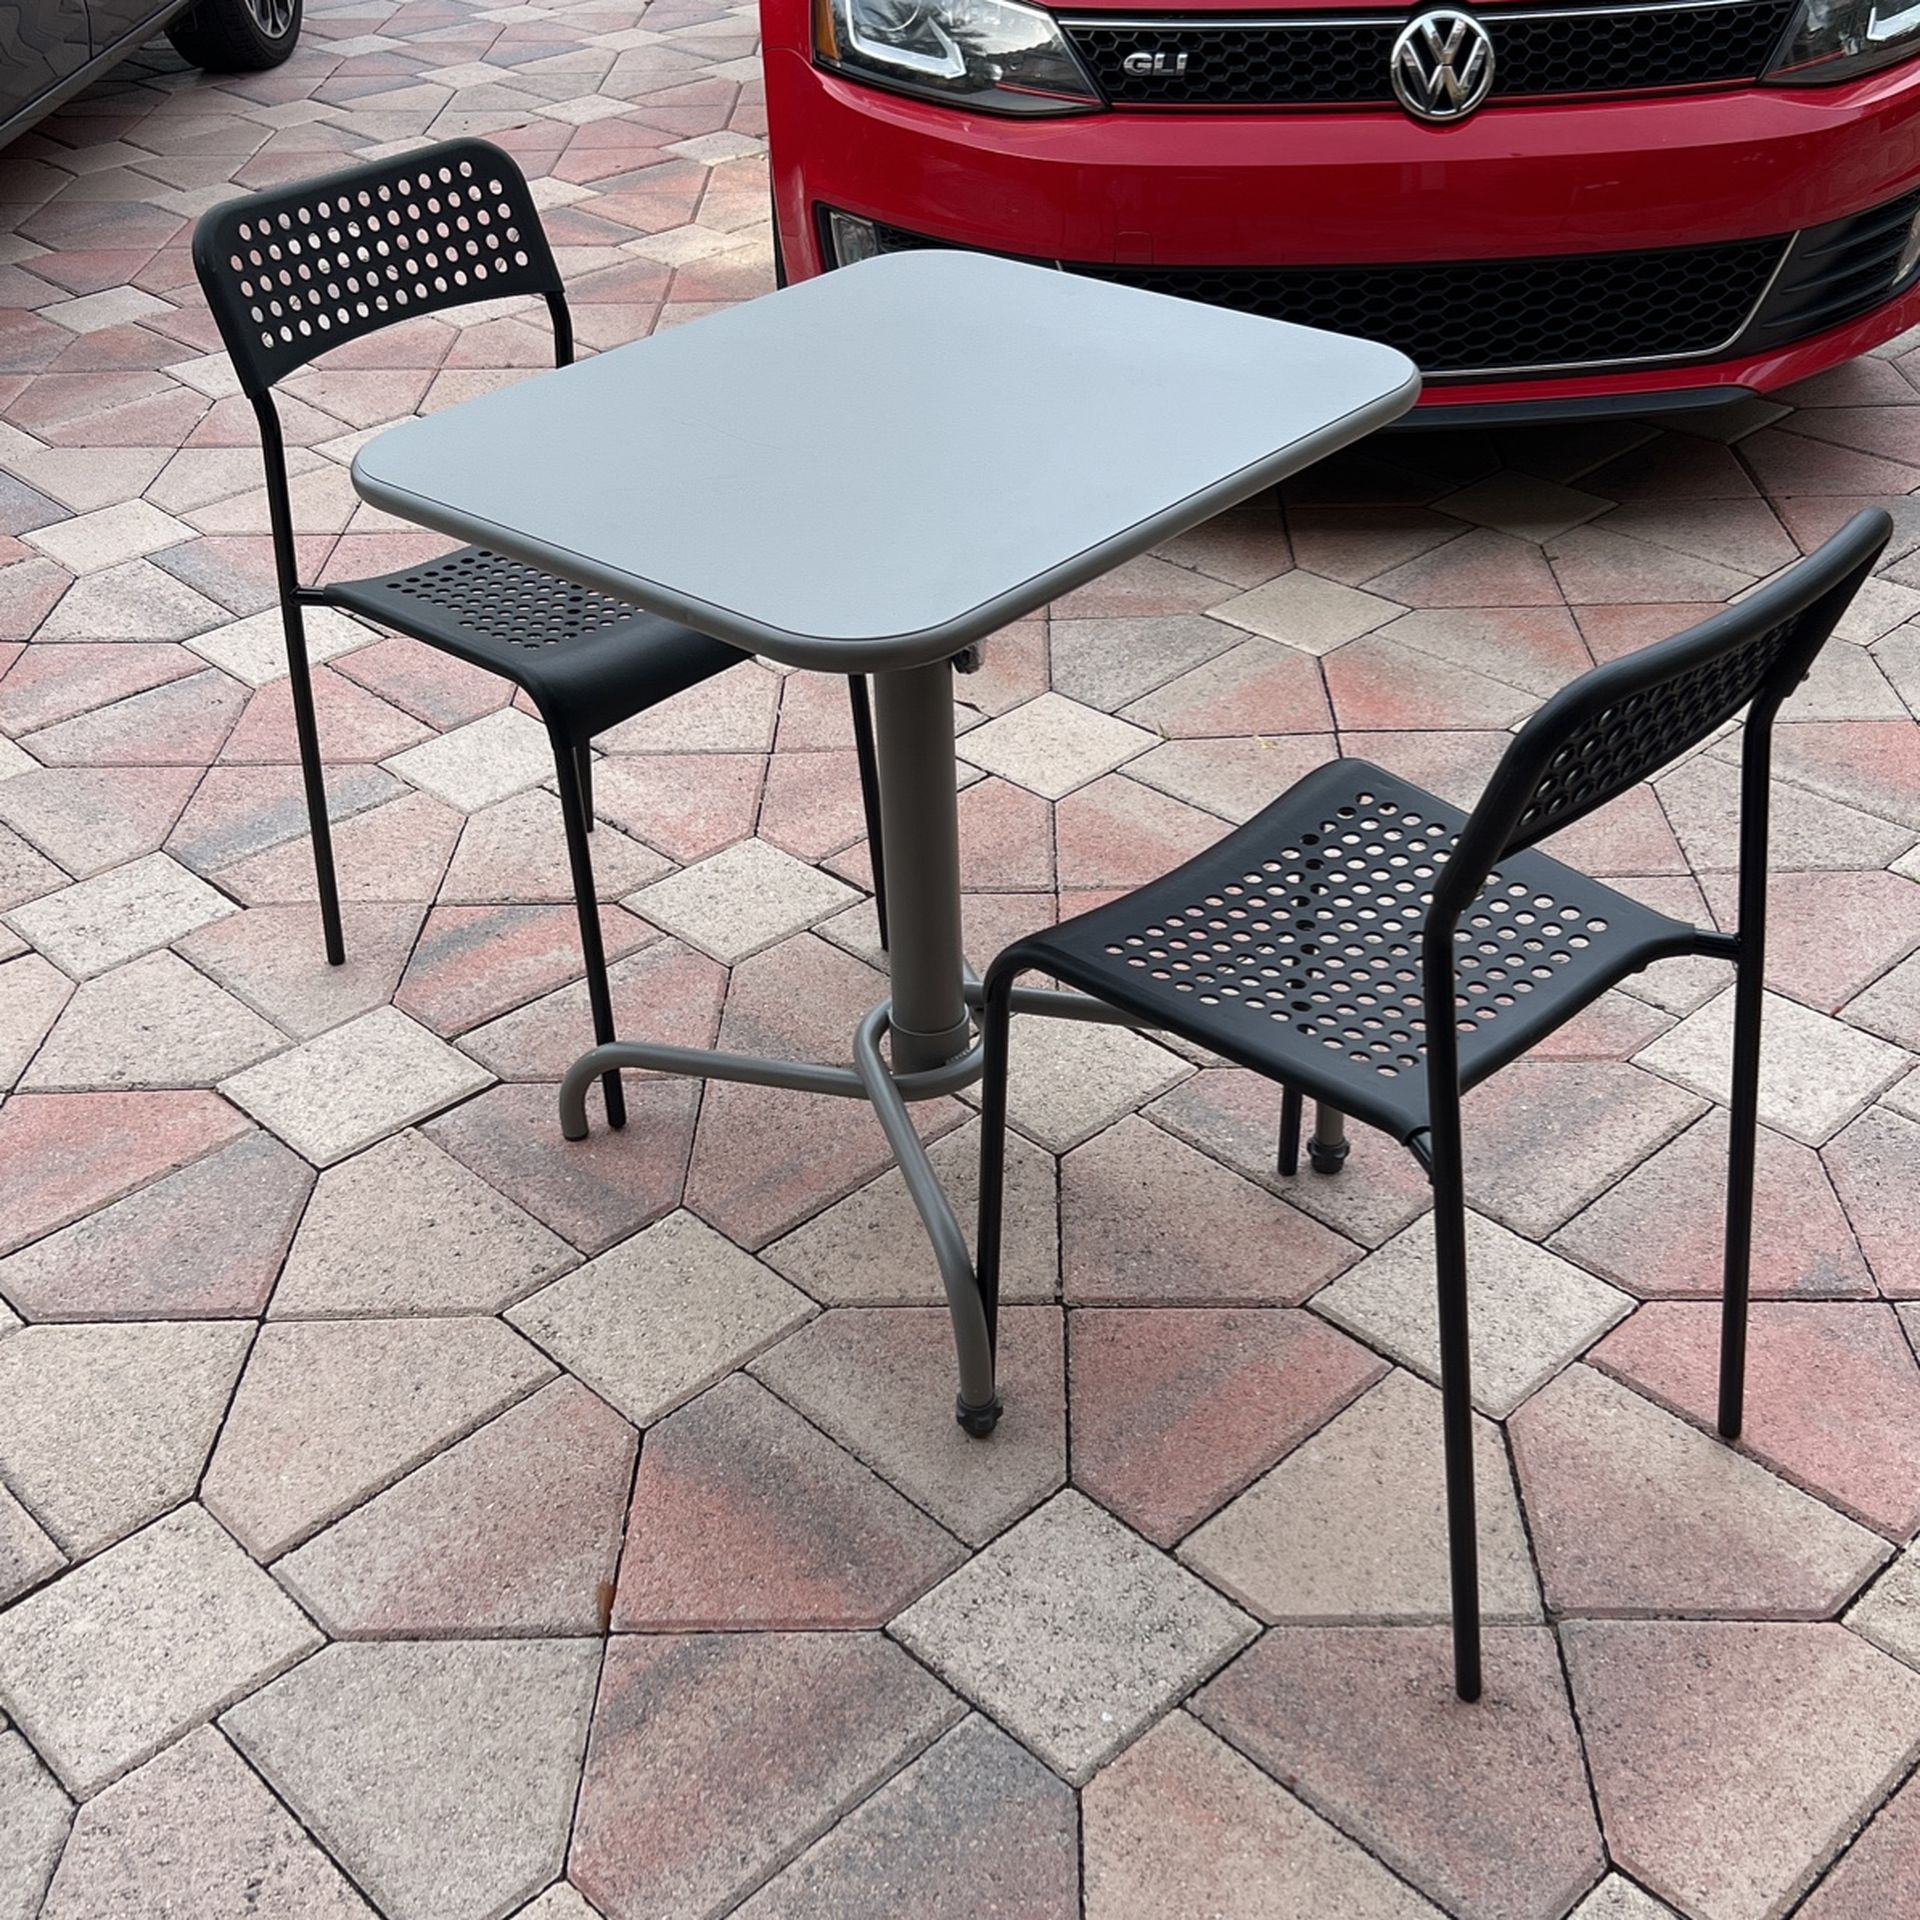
[813,0,1101,114]
[1766,0,1920,81]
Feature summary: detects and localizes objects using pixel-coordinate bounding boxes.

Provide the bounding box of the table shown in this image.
[352,250,1419,1433]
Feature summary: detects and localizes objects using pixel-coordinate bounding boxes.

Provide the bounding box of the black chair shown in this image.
[975,511,1892,1701]
[192,139,892,1130]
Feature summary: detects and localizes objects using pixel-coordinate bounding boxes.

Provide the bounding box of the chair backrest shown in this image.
[1430,508,1893,933]
[192,138,566,399]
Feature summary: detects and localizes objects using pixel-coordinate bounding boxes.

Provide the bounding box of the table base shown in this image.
[556,978,1150,1434]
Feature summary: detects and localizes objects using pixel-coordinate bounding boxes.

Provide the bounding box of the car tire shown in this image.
[166,0,302,72]
[771,193,789,288]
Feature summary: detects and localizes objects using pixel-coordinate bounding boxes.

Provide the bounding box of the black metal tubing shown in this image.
[551,726,624,1132]
[1277,1087,1302,1178]
[255,397,345,967]
[848,674,889,950]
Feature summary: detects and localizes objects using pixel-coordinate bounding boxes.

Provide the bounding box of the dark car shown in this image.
[2,0,301,147]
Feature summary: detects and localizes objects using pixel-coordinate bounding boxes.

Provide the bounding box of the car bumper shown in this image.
[764,42,1920,411]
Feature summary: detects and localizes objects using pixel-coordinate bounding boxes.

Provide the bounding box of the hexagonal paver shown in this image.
[958,693,1157,800]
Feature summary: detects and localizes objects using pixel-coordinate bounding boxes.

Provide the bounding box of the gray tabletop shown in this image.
[352,250,1420,673]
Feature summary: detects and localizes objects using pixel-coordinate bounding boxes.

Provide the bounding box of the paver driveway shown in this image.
[4,10,1920,1919]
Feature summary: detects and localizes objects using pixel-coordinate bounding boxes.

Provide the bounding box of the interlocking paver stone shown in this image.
[509,1208,811,1426]
[6,850,236,978]
[626,834,858,963]
[9,19,1920,1909]
[1070,1307,1385,1545]
[1823,1104,1920,1295]
[1551,1110,1874,1298]
[0,1131,308,1322]
[1313,1208,1633,1416]
[1636,986,1907,1145]
[614,1373,962,1628]
[0,1505,321,1795]
[0,1089,251,1258]
[1181,1368,1541,1622]
[202,1315,553,1558]
[0,1486,62,1607]
[1594,1301,1920,1535]
[957,692,1157,799]
[570,1633,961,1920]
[1567,1881,1683,1920]
[1196,1626,1605,1920]
[1563,1621,1920,1920]
[23,948,287,1089]
[734,1715,1079,1920]
[1082,1710,1442,1920]
[1844,1544,1920,1669]
[1509,1364,1887,1616]
[40,1725,373,1920]
[0,1731,71,1920]
[273,1130,575,1317]
[0,1319,250,1555]
[764,1116,1059,1307]
[751,1306,1065,1545]
[1062,1112,1359,1305]
[225,1639,600,1920]
[1795,1770,1920,1920]
[891,1489,1256,1783]
[279,1377,635,1637]
[383,705,554,810]
[220,1004,492,1165]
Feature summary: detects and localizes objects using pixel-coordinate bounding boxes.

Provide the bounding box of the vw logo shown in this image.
[1391,9,1495,122]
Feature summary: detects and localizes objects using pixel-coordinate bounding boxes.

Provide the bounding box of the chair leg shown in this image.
[1429,1089,1482,1702]
[575,743,595,832]
[1278,1087,1303,1177]
[1310,1100,1350,1174]
[848,675,889,952]
[282,602,345,967]
[552,733,625,1133]
[1718,949,1764,1440]
[972,958,1022,1386]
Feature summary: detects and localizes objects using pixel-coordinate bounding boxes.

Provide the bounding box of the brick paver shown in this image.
[2,9,1920,1915]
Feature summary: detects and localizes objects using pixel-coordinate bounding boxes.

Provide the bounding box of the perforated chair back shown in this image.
[192,139,566,399]
[1433,508,1892,926]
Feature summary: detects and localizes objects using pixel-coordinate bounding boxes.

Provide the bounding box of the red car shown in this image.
[763,0,1920,421]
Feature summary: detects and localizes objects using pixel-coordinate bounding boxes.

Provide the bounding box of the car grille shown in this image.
[864,222,1787,375]
[1062,1,1799,108]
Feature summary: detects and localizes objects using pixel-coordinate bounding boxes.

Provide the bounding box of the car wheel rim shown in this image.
[245,0,294,36]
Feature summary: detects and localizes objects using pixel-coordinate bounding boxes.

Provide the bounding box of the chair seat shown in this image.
[324,546,742,739]
[1026,758,1700,1144]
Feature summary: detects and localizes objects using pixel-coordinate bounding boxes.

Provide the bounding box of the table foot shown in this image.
[956,1393,1004,1438]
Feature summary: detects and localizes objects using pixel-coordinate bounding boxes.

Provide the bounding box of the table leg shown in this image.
[870,659,970,1074]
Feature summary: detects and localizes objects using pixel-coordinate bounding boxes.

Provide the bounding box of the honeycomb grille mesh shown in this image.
[988,238,1787,375]
[1066,1,1796,106]
[379,548,640,651]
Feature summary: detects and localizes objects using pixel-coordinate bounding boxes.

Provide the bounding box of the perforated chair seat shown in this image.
[323,546,742,741]
[1027,758,1697,1145]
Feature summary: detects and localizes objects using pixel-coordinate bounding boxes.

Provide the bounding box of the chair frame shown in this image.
[193,139,891,1129]
[975,509,1892,1702]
